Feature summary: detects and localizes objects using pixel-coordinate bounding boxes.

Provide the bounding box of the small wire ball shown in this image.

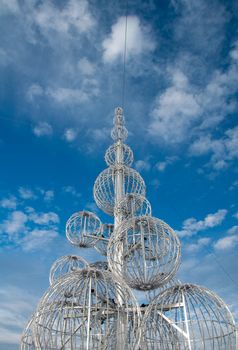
[107,216,181,291]
[116,194,152,219]
[66,211,101,247]
[105,143,133,167]
[33,268,141,350]
[20,316,36,350]
[94,223,114,256]
[94,166,146,215]
[141,283,237,350]
[49,255,88,285]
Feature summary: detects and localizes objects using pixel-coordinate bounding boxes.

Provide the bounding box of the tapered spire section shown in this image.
[111,107,128,142]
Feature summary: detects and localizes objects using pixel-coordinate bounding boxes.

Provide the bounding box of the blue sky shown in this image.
[0,0,238,348]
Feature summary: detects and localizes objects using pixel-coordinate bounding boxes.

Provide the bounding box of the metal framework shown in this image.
[21,107,237,349]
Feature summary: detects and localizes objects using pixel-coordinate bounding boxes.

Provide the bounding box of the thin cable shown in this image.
[122,0,128,110]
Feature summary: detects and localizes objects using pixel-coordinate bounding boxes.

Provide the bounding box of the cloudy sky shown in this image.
[0,0,238,348]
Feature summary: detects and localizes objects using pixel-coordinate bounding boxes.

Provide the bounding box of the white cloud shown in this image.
[227,226,238,235]
[43,190,54,202]
[135,159,151,172]
[33,122,53,137]
[102,16,155,62]
[177,209,227,237]
[0,286,37,344]
[0,0,20,15]
[33,0,95,36]
[0,196,17,209]
[0,211,27,236]
[18,187,36,200]
[214,235,238,251]
[21,228,58,251]
[148,69,201,144]
[189,126,238,170]
[233,212,238,219]
[63,186,81,198]
[26,83,44,101]
[185,237,211,253]
[155,156,178,172]
[28,211,59,225]
[78,57,95,76]
[64,128,78,142]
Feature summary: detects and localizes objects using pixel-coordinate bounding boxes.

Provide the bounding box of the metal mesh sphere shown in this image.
[116,194,152,219]
[141,283,237,350]
[49,255,88,285]
[34,268,141,350]
[94,224,114,256]
[108,216,181,291]
[105,143,133,167]
[21,316,36,350]
[146,277,181,303]
[94,166,146,215]
[66,211,101,247]
[89,261,109,271]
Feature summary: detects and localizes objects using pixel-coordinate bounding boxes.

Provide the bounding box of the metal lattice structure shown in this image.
[21,107,237,349]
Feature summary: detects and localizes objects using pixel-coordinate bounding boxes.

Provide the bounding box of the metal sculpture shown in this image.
[33,268,141,350]
[66,210,101,247]
[49,255,88,285]
[141,284,237,349]
[21,107,237,349]
[107,216,181,291]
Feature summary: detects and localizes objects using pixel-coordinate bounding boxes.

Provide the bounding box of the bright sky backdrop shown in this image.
[0,0,238,348]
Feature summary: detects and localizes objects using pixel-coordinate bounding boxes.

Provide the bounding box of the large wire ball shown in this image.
[33,268,141,350]
[93,166,146,215]
[66,211,101,247]
[107,216,181,291]
[116,194,152,219]
[20,316,36,350]
[49,255,88,285]
[141,283,237,350]
[94,224,114,256]
[105,143,133,167]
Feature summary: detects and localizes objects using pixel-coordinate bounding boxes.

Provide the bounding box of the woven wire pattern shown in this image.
[49,255,88,285]
[94,224,114,256]
[105,143,133,167]
[66,211,101,248]
[141,284,237,349]
[20,316,36,350]
[33,268,141,350]
[93,166,146,215]
[107,216,181,291]
[116,194,152,219]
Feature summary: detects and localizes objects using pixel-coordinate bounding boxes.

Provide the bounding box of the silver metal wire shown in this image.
[33,268,141,350]
[105,143,133,167]
[20,316,36,350]
[94,224,114,256]
[49,255,88,285]
[141,283,237,349]
[116,194,152,219]
[107,216,181,291]
[66,211,101,247]
[93,166,146,215]
[89,261,109,271]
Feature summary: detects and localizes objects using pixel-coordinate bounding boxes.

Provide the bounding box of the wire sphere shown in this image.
[34,268,141,350]
[94,166,146,215]
[108,216,181,291]
[89,261,109,271]
[94,224,114,256]
[66,211,101,247]
[116,194,152,219]
[49,255,88,285]
[105,143,133,167]
[141,283,237,350]
[20,316,36,350]
[145,277,181,303]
